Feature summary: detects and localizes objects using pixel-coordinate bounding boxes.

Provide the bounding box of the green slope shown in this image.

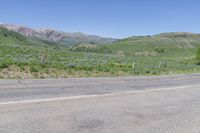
[1,29,200,79]
[102,32,200,57]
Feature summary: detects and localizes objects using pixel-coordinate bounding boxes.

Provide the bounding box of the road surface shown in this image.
[0,74,200,133]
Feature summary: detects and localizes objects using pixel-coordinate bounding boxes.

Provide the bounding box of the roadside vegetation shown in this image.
[0,28,200,79]
[195,46,200,65]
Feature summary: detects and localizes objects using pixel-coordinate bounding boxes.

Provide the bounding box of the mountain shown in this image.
[0,23,41,38]
[117,32,200,48]
[0,26,65,48]
[0,23,116,46]
[104,32,200,56]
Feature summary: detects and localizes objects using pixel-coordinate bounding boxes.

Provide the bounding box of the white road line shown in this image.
[0,84,200,105]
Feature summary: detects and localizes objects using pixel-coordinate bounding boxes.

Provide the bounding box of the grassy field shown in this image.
[0,27,200,79]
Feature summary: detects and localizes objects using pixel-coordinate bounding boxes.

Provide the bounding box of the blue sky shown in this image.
[0,0,200,38]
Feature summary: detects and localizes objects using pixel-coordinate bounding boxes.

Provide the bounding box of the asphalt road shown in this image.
[0,74,200,133]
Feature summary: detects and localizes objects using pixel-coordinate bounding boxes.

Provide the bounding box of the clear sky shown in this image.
[0,0,200,38]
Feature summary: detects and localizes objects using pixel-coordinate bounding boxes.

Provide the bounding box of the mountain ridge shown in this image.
[0,23,116,46]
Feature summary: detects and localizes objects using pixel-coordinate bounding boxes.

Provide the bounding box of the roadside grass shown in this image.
[0,42,200,79]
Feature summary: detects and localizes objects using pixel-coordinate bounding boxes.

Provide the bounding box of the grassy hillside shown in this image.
[0,30,200,79]
[104,32,200,57]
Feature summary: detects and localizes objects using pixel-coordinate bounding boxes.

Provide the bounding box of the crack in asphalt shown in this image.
[18,80,29,88]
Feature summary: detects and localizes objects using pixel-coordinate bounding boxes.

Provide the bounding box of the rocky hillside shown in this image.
[0,23,116,46]
[0,26,65,48]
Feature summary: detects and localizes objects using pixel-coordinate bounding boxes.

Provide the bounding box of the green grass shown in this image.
[0,28,200,79]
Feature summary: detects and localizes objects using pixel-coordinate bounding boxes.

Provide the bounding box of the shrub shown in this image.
[154,47,165,53]
[30,66,39,73]
[0,63,8,69]
[99,47,112,54]
[195,47,200,65]
[0,59,13,69]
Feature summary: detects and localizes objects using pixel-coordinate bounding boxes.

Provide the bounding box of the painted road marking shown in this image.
[0,84,200,105]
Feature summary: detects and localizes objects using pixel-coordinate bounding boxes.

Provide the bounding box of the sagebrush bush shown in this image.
[195,47,200,65]
[154,47,165,53]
